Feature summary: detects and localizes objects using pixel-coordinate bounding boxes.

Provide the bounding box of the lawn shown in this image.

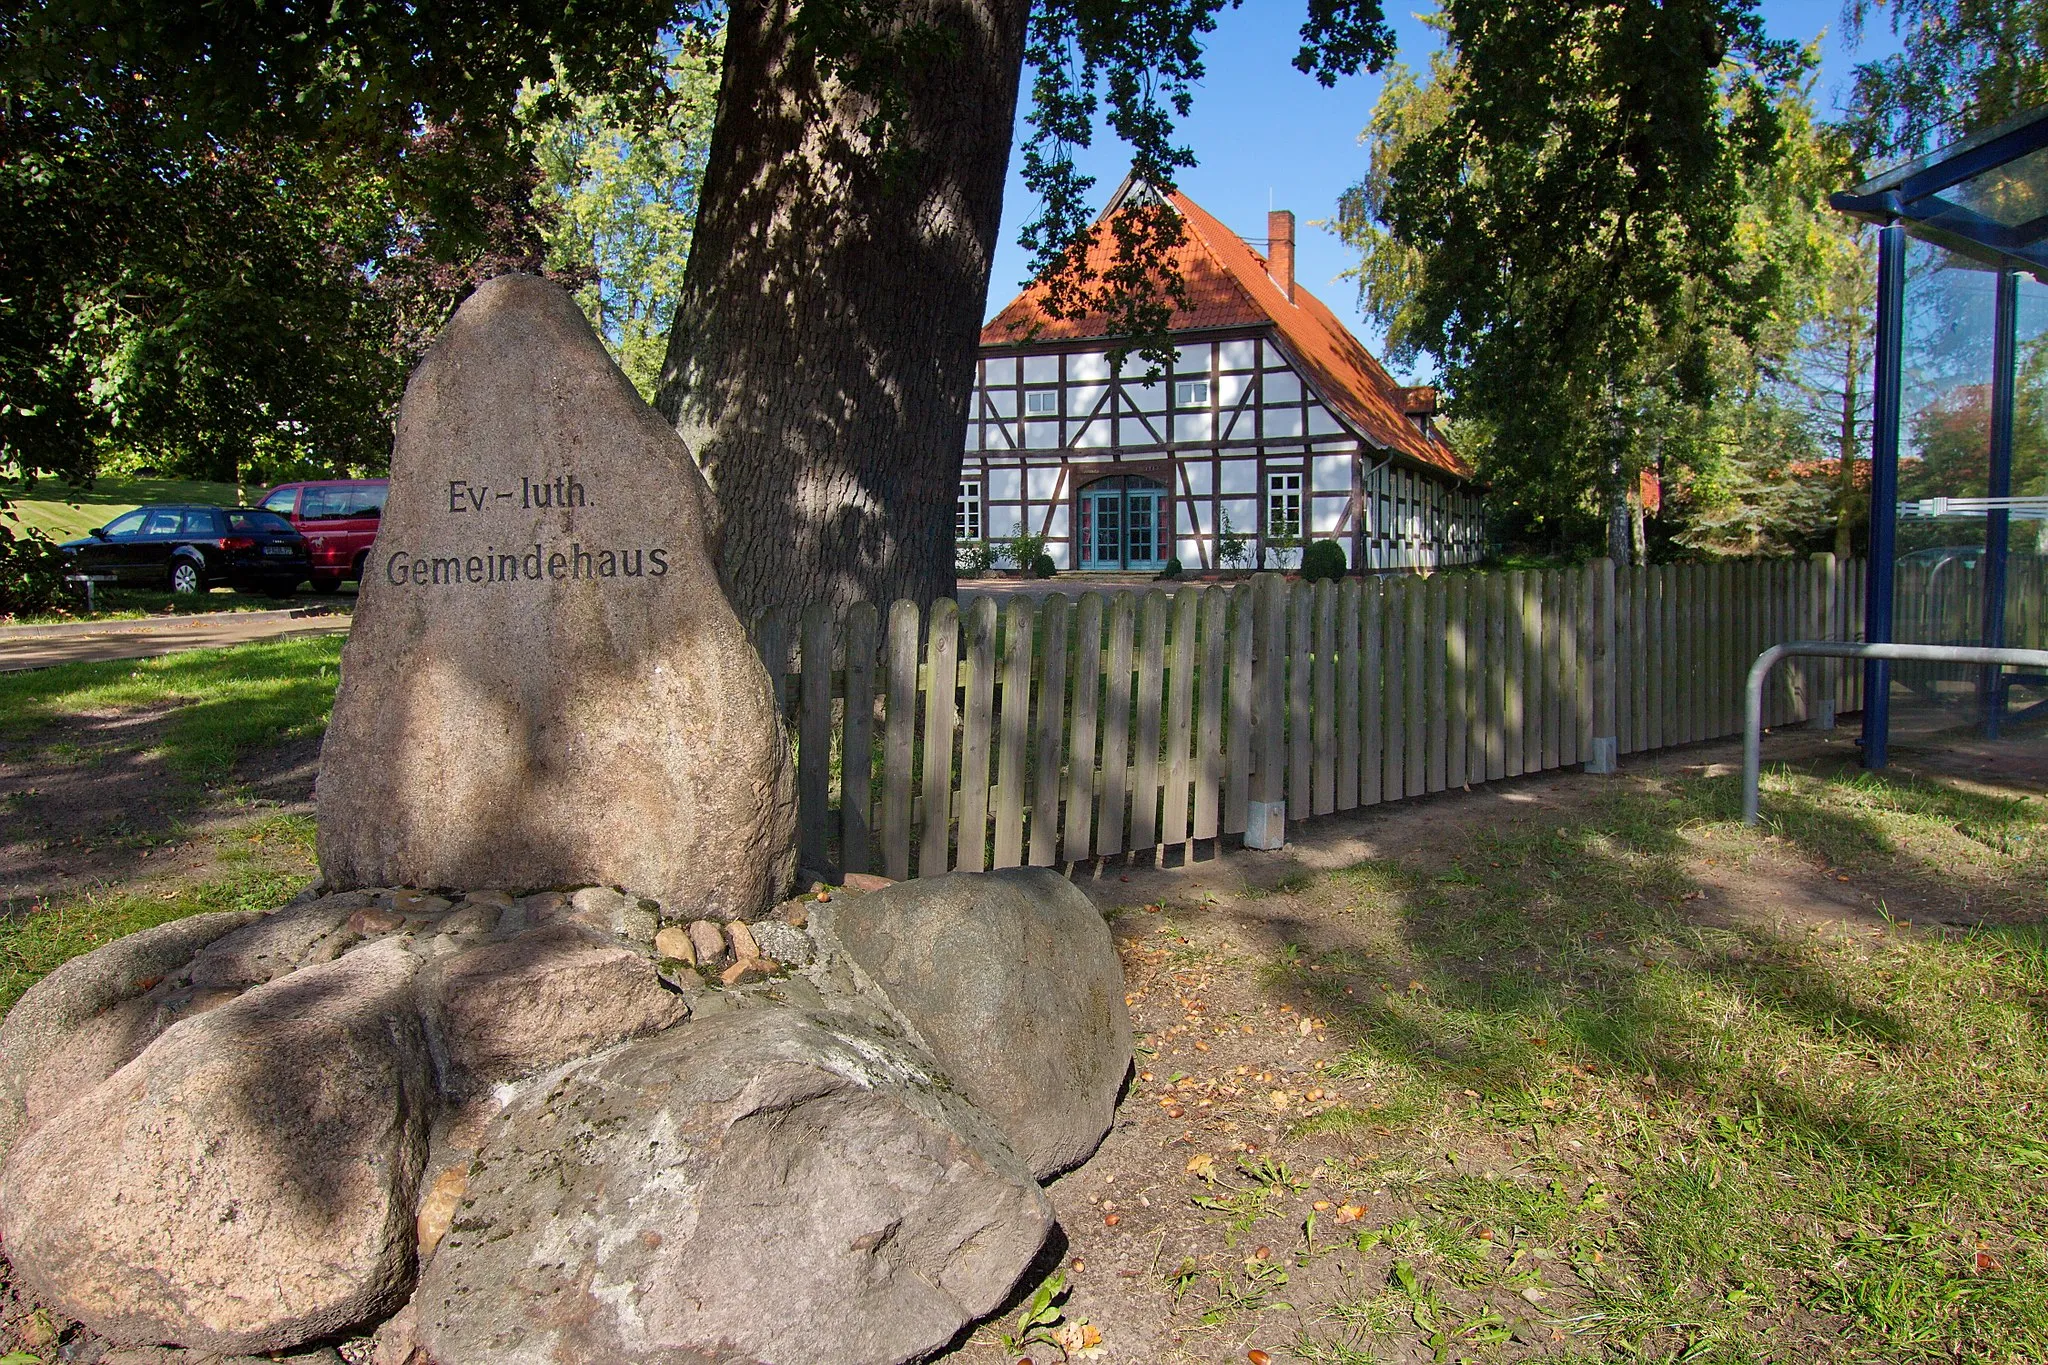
[966,741,2048,1364]
[5,475,245,543]
[0,635,344,782]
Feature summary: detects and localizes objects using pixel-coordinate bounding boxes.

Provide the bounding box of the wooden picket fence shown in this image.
[750,557,1883,882]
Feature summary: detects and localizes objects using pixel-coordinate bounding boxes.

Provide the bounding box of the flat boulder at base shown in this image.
[0,940,435,1354]
[816,867,1132,1179]
[316,273,795,921]
[414,1005,1052,1365]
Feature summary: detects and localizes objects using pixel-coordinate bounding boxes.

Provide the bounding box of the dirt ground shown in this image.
[0,703,320,917]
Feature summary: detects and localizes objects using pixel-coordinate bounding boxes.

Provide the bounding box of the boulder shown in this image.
[420,922,689,1097]
[0,909,261,1158]
[0,940,435,1354]
[565,885,658,944]
[187,894,382,989]
[315,273,796,920]
[814,867,1132,1179]
[413,1006,1052,1365]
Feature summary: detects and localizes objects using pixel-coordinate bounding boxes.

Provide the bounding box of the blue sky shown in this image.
[985,0,1907,374]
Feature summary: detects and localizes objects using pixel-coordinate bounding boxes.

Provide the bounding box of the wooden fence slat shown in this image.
[1383,578,1406,799]
[797,603,835,878]
[1029,595,1070,867]
[1131,591,1170,852]
[1096,592,1137,857]
[1336,579,1361,809]
[1312,580,1337,815]
[1644,567,1664,751]
[1195,587,1227,840]
[917,599,959,878]
[1628,566,1648,753]
[1505,571,1527,777]
[1446,576,1468,789]
[880,599,920,881]
[1405,574,1428,798]
[1164,588,1200,846]
[956,597,999,873]
[1224,585,1254,834]
[1540,570,1561,772]
[1426,574,1448,793]
[1464,571,1487,784]
[1486,572,1507,781]
[1288,582,1315,816]
[1563,566,1584,766]
[840,601,878,876]
[1362,581,1385,805]
[1063,593,1105,860]
[992,596,1035,869]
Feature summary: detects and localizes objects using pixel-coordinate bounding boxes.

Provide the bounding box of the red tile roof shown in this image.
[981,185,1473,480]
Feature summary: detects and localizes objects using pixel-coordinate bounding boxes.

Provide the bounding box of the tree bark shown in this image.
[655,0,1031,614]
[1604,394,1633,565]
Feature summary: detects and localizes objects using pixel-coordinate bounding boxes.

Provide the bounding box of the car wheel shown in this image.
[350,552,368,587]
[169,560,203,595]
[310,574,341,594]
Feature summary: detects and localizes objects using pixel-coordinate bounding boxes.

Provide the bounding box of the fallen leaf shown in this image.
[1312,1200,1332,1211]
[1186,1153,1217,1180]
[1334,1203,1366,1223]
[1269,1090,1290,1111]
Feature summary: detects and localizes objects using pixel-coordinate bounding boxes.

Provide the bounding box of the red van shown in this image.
[259,479,389,592]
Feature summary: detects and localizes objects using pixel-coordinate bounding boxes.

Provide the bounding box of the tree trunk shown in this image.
[1604,396,1633,565]
[655,0,1031,614]
[1834,327,1860,562]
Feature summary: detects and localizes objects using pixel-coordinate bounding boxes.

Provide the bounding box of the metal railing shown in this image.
[1742,640,2048,824]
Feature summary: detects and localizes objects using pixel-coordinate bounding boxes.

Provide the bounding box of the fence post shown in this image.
[1811,552,1838,730]
[1589,557,1618,772]
[797,603,835,881]
[1245,573,1287,848]
[840,601,878,877]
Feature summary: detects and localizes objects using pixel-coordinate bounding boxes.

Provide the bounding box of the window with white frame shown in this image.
[1266,470,1303,540]
[957,480,982,541]
[1024,389,1058,416]
[1174,378,1210,408]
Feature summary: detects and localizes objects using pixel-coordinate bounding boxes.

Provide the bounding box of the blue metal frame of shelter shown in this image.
[1830,105,2048,765]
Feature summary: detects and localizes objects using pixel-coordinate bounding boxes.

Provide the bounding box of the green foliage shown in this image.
[1000,520,1049,575]
[1161,556,1183,580]
[0,518,77,617]
[1360,0,1804,554]
[1031,552,1057,579]
[1301,539,1347,582]
[526,40,721,399]
[1214,507,1253,570]
[956,540,998,578]
[1842,0,2048,159]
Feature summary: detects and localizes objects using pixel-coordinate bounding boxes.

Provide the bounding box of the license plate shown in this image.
[263,544,294,557]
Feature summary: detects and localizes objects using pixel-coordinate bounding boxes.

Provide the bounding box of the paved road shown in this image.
[0,607,352,672]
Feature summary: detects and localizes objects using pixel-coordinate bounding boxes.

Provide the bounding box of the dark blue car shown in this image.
[63,505,312,595]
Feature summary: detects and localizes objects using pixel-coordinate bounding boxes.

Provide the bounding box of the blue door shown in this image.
[1077,477,1168,570]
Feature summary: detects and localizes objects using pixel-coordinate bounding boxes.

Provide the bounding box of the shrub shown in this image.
[1003,521,1049,574]
[956,540,998,577]
[1030,553,1056,579]
[1160,557,1182,580]
[0,519,79,617]
[1301,539,1347,582]
[1214,509,1251,570]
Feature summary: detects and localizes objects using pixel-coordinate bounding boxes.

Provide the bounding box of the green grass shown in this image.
[0,814,316,1016]
[0,636,344,781]
[5,475,244,543]
[8,585,330,625]
[1276,766,2048,1363]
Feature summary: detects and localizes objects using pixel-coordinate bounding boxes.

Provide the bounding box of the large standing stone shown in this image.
[414,1006,1052,1365]
[316,274,795,921]
[814,867,1132,1179]
[0,940,435,1354]
[0,909,261,1159]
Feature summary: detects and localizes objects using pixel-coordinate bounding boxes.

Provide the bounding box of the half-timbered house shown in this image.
[965,177,1484,573]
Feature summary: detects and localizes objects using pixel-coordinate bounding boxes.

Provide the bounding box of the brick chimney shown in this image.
[1267,209,1295,303]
